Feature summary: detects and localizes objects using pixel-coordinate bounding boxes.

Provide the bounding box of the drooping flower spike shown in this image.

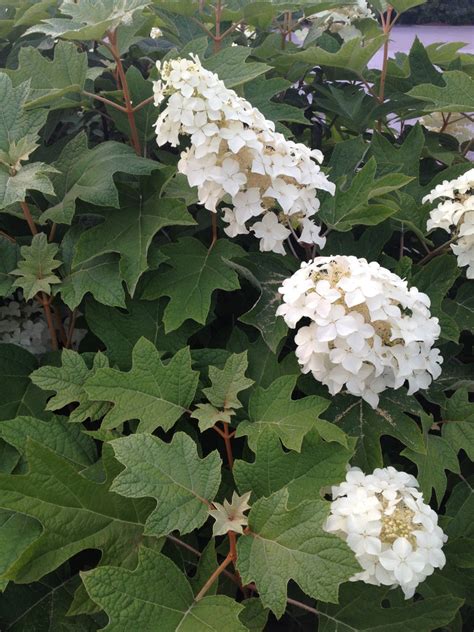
[153,55,335,255]
[324,466,447,599]
[277,255,442,407]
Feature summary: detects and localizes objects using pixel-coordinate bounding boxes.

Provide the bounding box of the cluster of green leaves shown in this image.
[0,0,473,630]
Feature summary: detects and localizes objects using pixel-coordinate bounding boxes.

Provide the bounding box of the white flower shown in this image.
[423,168,474,278]
[305,0,375,42]
[277,256,442,407]
[325,466,448,599]
[153,55,334,254]
[252,213,291,255]
[222,207,249,238]
[150,26,162,39]
[421,112,473,144]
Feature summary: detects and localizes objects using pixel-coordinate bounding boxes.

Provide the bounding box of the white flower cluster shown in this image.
[325,466,447,598]
[0,295,50,355]
[277,256,442,407]
[301,0,375,42]
[0,294,86,354]
[420,112,473,145]
[423,168,474,279]
[153,55,335,254]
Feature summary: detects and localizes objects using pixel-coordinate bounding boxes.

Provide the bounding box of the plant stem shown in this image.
[214,0,222,53]
[195,552,233,601]
[133,95,154,112]
[105,30,142,155]
[82,90,128,113]
[418,236,457,265]
[20,201,38,235]
[222,421,234,469]
[38,294,58,351]
[48,222,57,242]
[0,229,15,243]
[65,308,77,349]
[376,6,394,132]
[209,212,218,250]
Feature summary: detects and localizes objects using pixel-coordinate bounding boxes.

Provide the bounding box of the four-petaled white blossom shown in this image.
[423,167,474,279]
[324,466,447,598]
[153,55,335,254]
[276,255,442,407]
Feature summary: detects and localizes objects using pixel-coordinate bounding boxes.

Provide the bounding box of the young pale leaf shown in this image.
[234,430,353,508]
[0,162,58,210]
[26,0,151,41]
[84,298,198,370]
[141,237,244,332]
[83,547,246,631]
[208,491,251,536]
[236,375,330,452]
[203,352,254,410]
[0,237,18,296]
[0,442,154,583]
[41,133,159,225]
[325,392,426,470]
[74,191,195,295]
[192,403,234,432]
[7,41,87,109]
[30,350,111,424]
[0,344,47,420]
[84,338,199,432]
[237,488,358,618]
[0,415,97,468]
[111,432,221,537]
[318,583,463,632]
[0,73,47,169]
[11,233,61,301]
[407,70,474,112]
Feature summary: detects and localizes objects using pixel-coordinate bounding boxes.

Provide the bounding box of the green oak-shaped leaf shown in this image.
[141,237,243,332]
[236,375,330,452]
[83,547,246,631]
[203,45,270,89]
[0,73,47,169]
[11,233,62,301]
[7,41,87,110]
[318,583,463,632]
[0,344,47,420]
[84,338,199,432]
[441,389,474,461]
[110,432,222,537]
[203,351,254,410]
[237,488,358,618]
[234,430,353,507]
[319,158,412,232]
[0,415,97,468]
[0,237,18,296]
[0,511,42,581]
[0,162,58,210]
[31,350,111,424]
[0,441,154,583]
[26,0,151,41]
[84,297,198,370]
[227,254,294,352]
[41,133,159,225]
[325,392,426,470]
[407,70,474,112]
[192,403,234,432]
[74,191,195,295]
[402,419,460,505]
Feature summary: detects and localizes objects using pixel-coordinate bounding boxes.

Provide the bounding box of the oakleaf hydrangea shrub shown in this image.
[0,1,472,630]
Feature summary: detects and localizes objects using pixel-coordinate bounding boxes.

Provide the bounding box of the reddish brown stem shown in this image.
[106,30,142,155]
[65,308,77,349]
[418,237,456,265]
[195,552,233,601]
[20,201,38,235]
[82,90,128,113]
[376,6,394,132]
[214,0,222,52]
[132,95,154,112]
[0,230,15,243]
[38,295,58,351]
[222,422,234,469]
[209,212,218,250]
[52,303,67,346]
[48,222,57,243]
